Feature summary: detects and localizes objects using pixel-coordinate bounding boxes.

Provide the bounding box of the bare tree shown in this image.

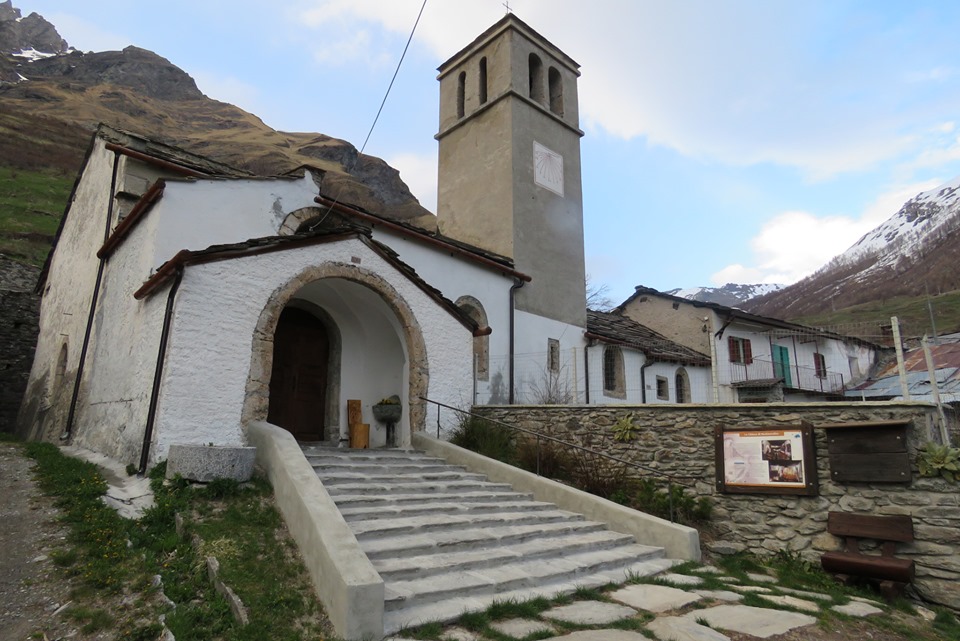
[586,274,615,311]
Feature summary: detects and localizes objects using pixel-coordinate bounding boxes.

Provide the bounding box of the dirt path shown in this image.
[0,442,87,641]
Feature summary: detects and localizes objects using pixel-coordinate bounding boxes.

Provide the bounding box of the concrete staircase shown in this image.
[301,446,675,635]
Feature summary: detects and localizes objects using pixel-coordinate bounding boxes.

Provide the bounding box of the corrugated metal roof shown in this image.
[875,342,960,377]
[845,367,960,402]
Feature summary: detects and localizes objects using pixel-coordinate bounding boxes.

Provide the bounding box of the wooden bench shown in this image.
[820,511,915,597]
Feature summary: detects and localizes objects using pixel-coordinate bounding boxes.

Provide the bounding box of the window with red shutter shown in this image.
[728,337,752,364]
[814,352,827,378]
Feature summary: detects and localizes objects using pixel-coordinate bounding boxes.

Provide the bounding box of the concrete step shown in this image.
[383,545,666,610]
[348,508,583,540]
[337,499,554,522]
[301,445,675,637]
[358,520,609,560]
[372,529,649,581]
[308,461,462,475]
[381,556,678,635]
[329,490,536,509]
[322,479,517,496]
[301,447,442,462]
[315,470,489,485]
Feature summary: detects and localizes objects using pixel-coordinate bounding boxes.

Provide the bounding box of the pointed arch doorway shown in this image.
[267,307,329,441]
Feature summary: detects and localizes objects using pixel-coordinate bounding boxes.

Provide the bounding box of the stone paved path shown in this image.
[386,563,894,641]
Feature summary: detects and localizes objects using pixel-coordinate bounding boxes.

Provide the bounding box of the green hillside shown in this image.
[792,290,960,342]
[0,167,73,266]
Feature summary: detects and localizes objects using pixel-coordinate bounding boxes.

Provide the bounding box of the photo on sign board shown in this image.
[761,439,792,462]
[768,461,804,483]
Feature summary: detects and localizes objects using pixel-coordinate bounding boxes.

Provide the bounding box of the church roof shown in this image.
[313,195,531,283]
[36,124,253,292]
[585,310,711,366]
[133,227,489,337]
[437,13,580,76]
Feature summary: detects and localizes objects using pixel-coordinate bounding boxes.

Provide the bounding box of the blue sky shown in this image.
[14,0,960,304]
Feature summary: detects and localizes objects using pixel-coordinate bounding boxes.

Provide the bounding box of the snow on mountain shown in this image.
[665,283,783,307]
[836,175,960,274]
[12,47,58,60]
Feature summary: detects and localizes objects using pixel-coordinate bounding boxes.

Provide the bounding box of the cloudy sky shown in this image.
[15,0,960,303]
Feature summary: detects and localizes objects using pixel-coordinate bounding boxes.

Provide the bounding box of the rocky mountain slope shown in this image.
[0,1,431,226]
[665,283,782,307]
[747,175,960,320]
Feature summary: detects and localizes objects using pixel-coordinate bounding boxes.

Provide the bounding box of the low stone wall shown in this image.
[0,257,41,432]
[473,402,960,611]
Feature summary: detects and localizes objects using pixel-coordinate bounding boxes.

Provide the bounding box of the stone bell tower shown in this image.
[436,14,586,327]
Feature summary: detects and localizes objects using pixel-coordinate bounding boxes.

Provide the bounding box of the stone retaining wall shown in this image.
[0,256,41,432]
[473,402,960,611]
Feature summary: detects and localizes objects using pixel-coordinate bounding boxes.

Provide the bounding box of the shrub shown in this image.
[612,478,711,525]
[449,415,516,464]
[515,437,574,481]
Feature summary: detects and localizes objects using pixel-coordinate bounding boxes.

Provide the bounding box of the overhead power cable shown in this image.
[312,0,428,230]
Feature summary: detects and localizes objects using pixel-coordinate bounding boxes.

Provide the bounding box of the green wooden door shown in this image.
[773,345,792,387]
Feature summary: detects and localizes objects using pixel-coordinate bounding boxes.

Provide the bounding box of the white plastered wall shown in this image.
[511,309,588,404]
[370,228,512,355]
[75,192,168,464]
[150,237,474,463]
[18,141,121,442]
[585,345,645,405]
[640,362,712,405]
[150,174,321,270]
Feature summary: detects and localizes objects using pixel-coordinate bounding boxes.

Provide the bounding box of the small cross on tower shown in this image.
[503,1,512,14]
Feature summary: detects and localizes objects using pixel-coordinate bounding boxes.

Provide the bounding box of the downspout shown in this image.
[640,357,654,404]
[138,265,185,474]
[583,341,591,404]
[508,277,524,404]
[63,151,121,440]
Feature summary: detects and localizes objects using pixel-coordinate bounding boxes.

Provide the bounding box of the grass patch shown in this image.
[64,606,114,633]
[0,166,73,265]
[572,585,608,601]
[934,609,960,641]
[396,620,444,639]
[137,464,332,641]
[486,596,552,620]
[19,443,334,641]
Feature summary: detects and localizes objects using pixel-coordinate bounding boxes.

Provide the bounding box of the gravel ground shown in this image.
[0,442,97,641]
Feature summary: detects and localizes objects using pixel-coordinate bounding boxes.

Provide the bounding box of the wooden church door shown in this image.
[268,307,329,441]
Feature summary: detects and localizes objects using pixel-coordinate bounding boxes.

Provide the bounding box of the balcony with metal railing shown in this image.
[729,357,844,394]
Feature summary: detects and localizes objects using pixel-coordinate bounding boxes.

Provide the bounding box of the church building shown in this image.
[18,14,709,469]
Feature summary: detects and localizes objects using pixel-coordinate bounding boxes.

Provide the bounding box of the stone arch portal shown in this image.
[244,263,429,447]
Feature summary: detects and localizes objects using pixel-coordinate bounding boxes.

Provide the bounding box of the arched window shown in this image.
[278,206,330,236]
[548,66,563,115]
[457,70,466,119]
[456,296,489,381]
[675,367,690,403]
[602,346,625,398]
[528,53,544,103]
[478,57,488,105]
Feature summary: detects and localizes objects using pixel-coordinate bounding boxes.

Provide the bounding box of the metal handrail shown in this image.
[419,396,695,522]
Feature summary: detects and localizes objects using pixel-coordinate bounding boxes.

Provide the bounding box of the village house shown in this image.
[616,286,883,403]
